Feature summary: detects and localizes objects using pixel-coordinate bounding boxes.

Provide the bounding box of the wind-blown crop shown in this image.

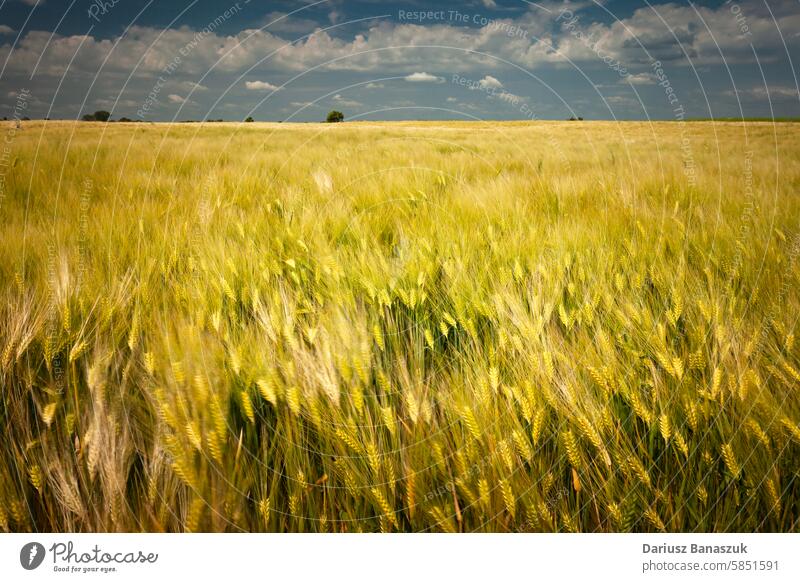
[1,120,798,532]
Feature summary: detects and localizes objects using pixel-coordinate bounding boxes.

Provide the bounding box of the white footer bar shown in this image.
[2,533,798,581]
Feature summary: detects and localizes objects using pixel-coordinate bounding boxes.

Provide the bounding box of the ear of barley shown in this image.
[366,441,380,476]
[257,378,277,406]
[372,324,384,351]
[499,480,516,519]
[607,502,622,528]
[560,512,579,532]
[127,308,140,351]
[476,378,491,409]
[672,357,684,380]
[171,360,185,385]
[381,406,397,436]
[335,428,361,454]
[489,366,500,392]
[689,350,704,370]
[308,397,322,428]
[185,421,202,451]
[765,477,781,514]
[673,432,689,458]
[405,471,416,519]
[575,415,608,466]
[685,401,698,431]
[424,328,435,350]
[658,414,672,442]
[587,366,607,391]
[781,361,800,384]
[259,497,271,523]
[286,385,301,416]
[562,430,582,469]
[462,406,481,441]
[697,484,708,505]
[41,402,57,427]
[371,488,397,528]
[512,430,532,460]
[644,507,666,532]
[143,351,156,375]
[779,416,800,442]
[627,455,652,488]
[711,368,722,398]
[206,429,223,464]
[656,351,674,376]
[427,506,457,533]
[532,409,546,445]
[405,390,419,425]
[629,391,654,425]
[28,465,43,492]
[744,418,770,449]
[350,384,364,415]
[62,301,71,336]
[478,478,490,509]
[240,390,255,423]
[720,443,741,478]
[498,439,514,470]
[186,497,204,533]
[543,351,555,380]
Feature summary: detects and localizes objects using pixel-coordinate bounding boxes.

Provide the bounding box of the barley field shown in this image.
[1,120,799,532]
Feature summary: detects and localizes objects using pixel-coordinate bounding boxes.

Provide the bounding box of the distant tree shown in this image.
[326,110,344,123]
[244,116,254,122]
[81,110,111,122]
[118,117,132,122]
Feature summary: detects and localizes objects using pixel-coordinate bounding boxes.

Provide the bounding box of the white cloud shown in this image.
[446,97,458,102]
[555,1,800,67]
[5,1,795,82]
[482,0,498,8]
[245,80,281,91]
[624,73,655,85]
[495,91,524,105]
[179,81,208,92]
[0,25,16,34]
[404,72,443,83]
[365,82,384,89]
[606,95,639,107]
[478,75,503,89]
[332,93,362,107]
[727,85,799,100]
[1,0,798,124]
[168,94,186,104]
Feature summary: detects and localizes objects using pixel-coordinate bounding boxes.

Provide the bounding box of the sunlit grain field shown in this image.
[1,120,799,532]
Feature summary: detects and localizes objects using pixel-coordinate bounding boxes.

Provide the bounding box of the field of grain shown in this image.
[1,120,799,532]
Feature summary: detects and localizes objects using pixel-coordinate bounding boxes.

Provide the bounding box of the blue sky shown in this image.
[1,0,798,121]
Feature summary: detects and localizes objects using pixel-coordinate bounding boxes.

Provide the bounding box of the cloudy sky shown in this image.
[1,0,798,121]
